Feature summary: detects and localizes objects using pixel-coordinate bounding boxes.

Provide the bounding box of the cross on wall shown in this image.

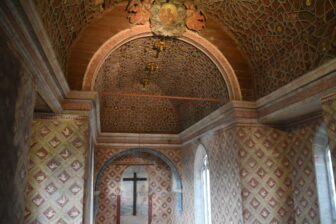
[123,172,147,216]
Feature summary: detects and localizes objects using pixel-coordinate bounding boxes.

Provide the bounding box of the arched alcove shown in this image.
[94,148,183,219]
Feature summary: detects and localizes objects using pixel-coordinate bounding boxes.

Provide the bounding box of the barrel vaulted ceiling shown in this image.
[34,0,336,133]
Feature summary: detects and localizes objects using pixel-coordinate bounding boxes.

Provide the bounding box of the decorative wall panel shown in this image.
[0,31,35,223]
[25,116,89,224]
[287,119,321,224]
[96,154,175,224]
[181,122,324,224]
[181,128,244,224]
[236,126,295,224]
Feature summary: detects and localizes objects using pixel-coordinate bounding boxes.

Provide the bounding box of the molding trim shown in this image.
[179,101,258,144]
[321,91,336,103]
[97,133,181,148]
[257,59,336,106]
[63,91,101,142]
[257,59,336,123]
[33,113,89,121]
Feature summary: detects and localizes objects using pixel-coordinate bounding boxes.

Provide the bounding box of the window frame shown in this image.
[194,145,212,224]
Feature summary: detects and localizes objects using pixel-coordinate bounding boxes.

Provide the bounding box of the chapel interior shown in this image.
[0,0,336,224]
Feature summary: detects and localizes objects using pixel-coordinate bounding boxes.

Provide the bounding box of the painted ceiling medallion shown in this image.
[150,0,186,36]
[127,0,206,36]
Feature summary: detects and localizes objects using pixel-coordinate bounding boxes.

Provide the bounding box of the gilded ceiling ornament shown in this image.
[150,0,187,36]
[185,2,206,32]
[126,0,206,36]
[154,39,167,57]
[127,0,153,25]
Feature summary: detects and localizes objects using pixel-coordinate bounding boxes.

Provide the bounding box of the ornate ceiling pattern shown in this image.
[204,0,336,97]
[34,0,115,72]
[35,0,336,98]
[94,37,229,133]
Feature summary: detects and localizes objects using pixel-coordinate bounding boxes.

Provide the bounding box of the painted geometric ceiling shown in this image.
[35,0,336,98]
[205,0,336,97]
[94,37,229,133]
[34,0,336,133]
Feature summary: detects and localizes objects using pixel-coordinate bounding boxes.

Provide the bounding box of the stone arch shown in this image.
[94,147,183,217]
[82,25,242,100]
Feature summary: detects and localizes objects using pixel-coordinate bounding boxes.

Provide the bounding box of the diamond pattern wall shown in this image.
[25,116,89,224]
[237,126,295,224]
[95,147,182,224]
[181,121,323,224]
[181,128,244,224]
[288,119,321,223]
[96,154,174,224]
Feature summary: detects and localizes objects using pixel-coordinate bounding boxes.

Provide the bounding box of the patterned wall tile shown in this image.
[236,126,295,224]
[96,147,182,224]
[181,128,244,224]
[287,120,321,224]
[96,154,174,224]
[181,122,323,224]
[25,117,89,224]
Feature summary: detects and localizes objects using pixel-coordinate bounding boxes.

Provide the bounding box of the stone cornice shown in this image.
[321,91,336,103]
[33,113,89,121]
[96,133,181,148]
[256,59,336,124]
[63,91,101,142]
[179,101,258,144]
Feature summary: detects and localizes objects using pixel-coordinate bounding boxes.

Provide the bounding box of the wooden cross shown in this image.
[123,172,147,216]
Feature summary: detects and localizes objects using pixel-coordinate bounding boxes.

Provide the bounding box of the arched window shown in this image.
[194,145,212,224]
[314,124,336,224]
